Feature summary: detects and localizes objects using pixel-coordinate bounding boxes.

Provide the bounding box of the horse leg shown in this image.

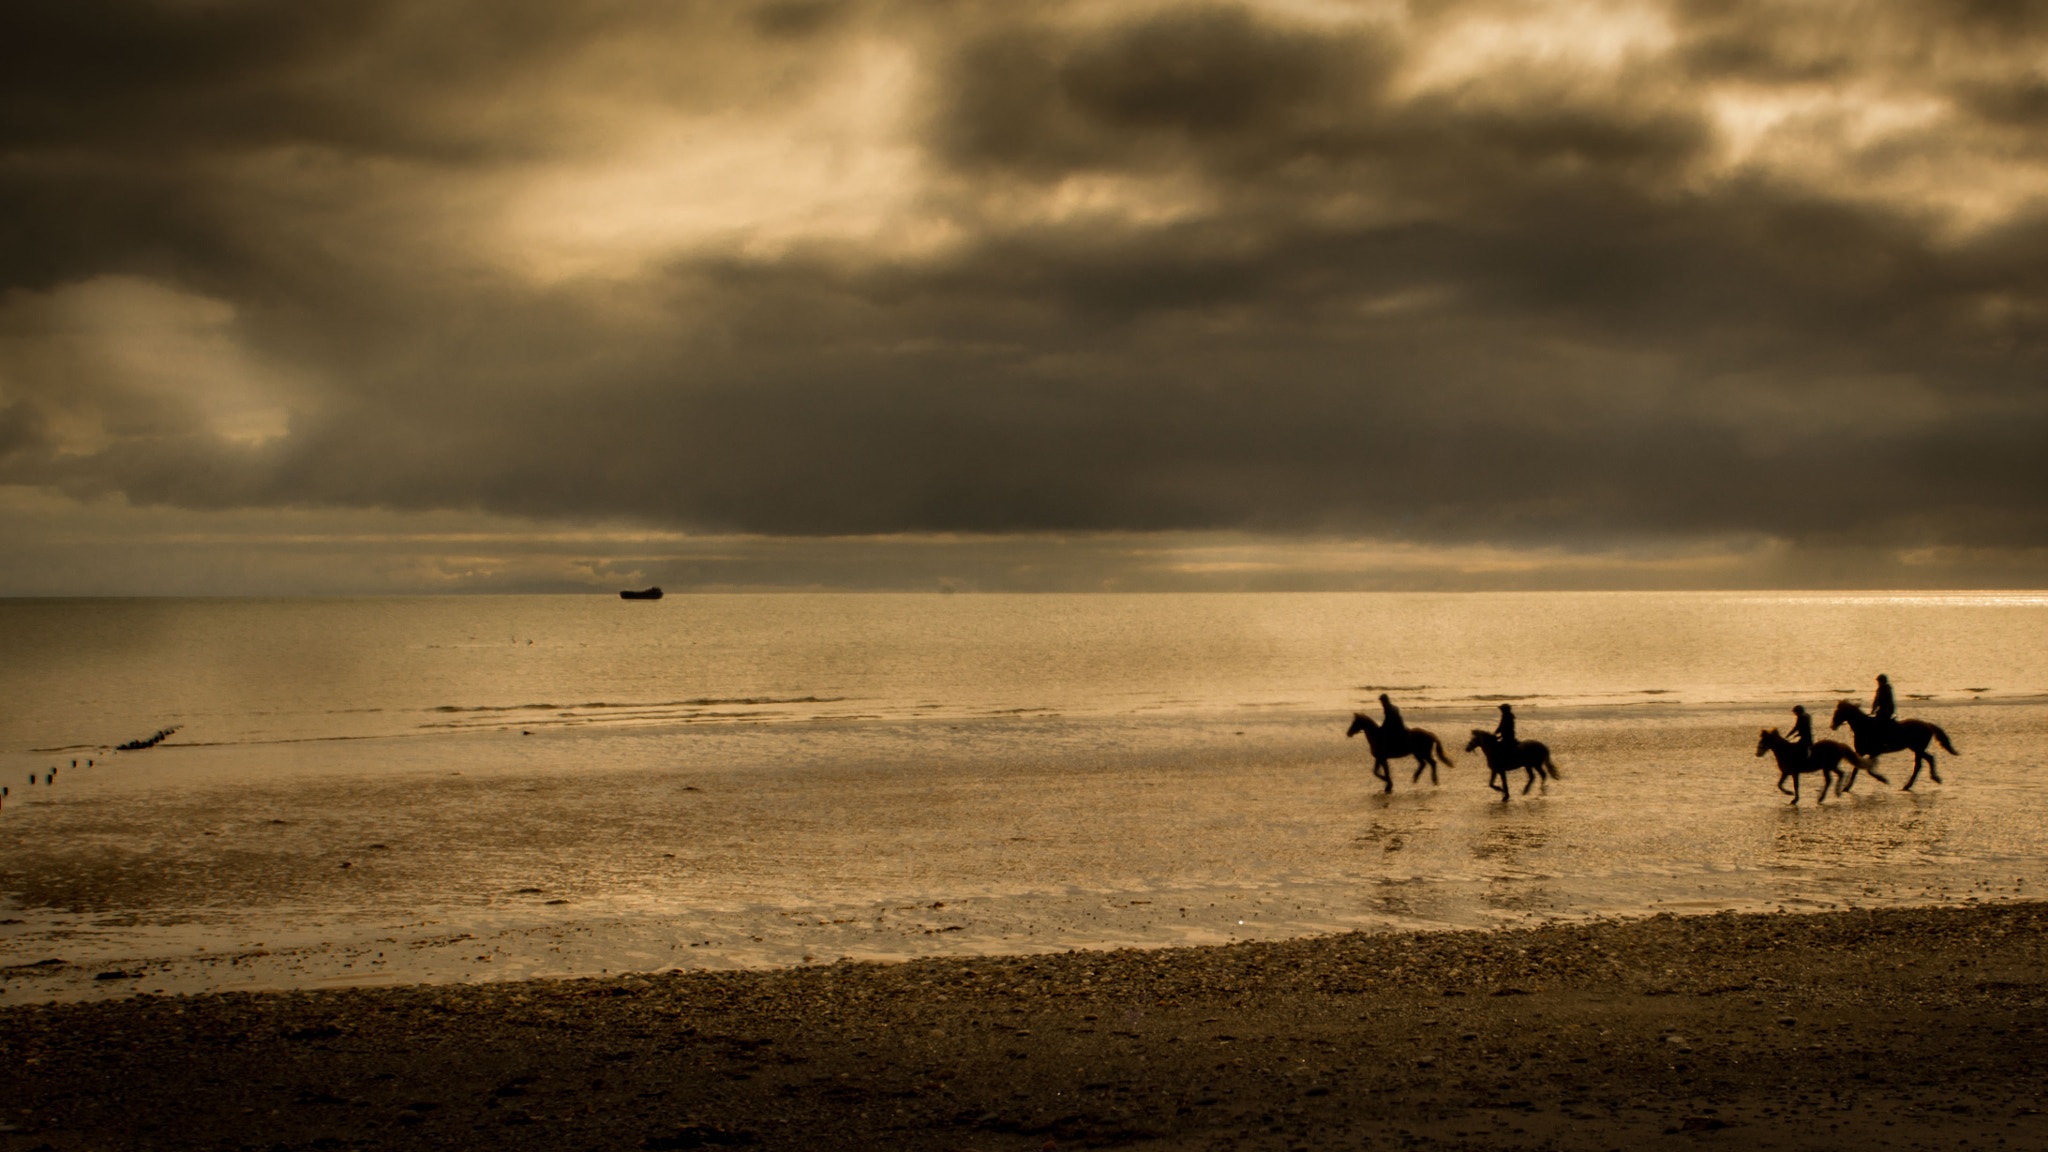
[1818,767,1833,804]
[1412,756,1428,785]
[1921,747,1941,785]
[1842,753,1867,796]
[1901,754,1921,791]
[1789,773,1801,805]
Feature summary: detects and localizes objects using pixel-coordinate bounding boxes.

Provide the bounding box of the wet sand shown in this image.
[3,901,2045,1150]
[8,698,2045,1005]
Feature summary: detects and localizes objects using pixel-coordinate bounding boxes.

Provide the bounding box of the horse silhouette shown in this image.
[1829,700,1957,790]
[1346,713,1453,793]
[1756,728,1866,805]
[1464,730,1560,801]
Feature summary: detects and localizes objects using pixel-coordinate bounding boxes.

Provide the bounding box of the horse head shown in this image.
[1756,727,1779,757]
[1465,729,1488,753]
[1347,712,1374,738]
[1829,700,1859,730]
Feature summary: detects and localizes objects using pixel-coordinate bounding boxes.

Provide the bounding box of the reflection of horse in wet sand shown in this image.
[1346,713,1454,793]
[1465,730,1560,802]
[1756,728,1867,805]
[1830,700,1957,790]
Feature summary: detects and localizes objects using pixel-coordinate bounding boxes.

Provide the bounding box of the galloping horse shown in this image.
[1347,713,1454,793]
[1465,730,1561,802]
[1755,728,1866,805]
[1829,700,1957,790]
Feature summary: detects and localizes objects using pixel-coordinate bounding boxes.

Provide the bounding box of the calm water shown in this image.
[2,592,2046,1001]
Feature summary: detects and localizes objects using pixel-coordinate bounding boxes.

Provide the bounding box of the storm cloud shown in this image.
[2,0,2044,591]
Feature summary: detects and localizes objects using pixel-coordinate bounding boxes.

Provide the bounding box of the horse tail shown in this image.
[1434,735,1454,768]
[1932,726,1958,755]
[1544,753,1561,780]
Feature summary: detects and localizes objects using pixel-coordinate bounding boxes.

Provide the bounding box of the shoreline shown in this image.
[5,884,2032,1008]
[3,901,2045,1149]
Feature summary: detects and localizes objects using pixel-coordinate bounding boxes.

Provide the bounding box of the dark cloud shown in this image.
[0,0,392,151]
[937,5,1395,173]
[1957,78,2048,128]
[0,400,45,459]
[751,0,849,39]
[1,0,2045,589]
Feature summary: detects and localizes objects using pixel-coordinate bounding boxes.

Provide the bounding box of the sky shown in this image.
[2,0,2045,594]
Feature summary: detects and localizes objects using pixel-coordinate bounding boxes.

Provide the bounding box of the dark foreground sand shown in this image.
[3,902,2046,1151]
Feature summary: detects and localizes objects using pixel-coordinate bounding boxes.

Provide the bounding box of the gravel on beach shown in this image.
[3,901,2046,1150]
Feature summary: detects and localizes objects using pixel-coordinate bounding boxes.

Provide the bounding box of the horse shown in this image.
[1464,730,1560,802]
[1346,713,1454,794]
[1755,728,1866,805]
[1829,700,1956,790]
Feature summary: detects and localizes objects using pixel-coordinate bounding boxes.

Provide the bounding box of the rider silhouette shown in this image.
[1494,702,1518,748]
[1871,674,1896,723]
[1789,704,1813,758]
[1379,693,1408,744]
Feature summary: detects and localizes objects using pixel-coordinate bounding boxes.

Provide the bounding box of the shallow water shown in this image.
[2,593,2044,1001]
[6,591,2045,750]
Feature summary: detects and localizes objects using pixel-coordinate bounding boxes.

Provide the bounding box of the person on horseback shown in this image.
[1379,693,1408,744]
[1788,704,1813,763]
[1494,702,1518,749]
[1871,673,1899,743]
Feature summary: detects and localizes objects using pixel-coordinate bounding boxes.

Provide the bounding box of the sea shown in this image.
[3,591,2046,1002]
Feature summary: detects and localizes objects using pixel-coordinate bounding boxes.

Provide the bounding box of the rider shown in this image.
[1494,702,1519,748]
[1788,704,1813,760]
[1379,693,1409,745]
[1871,673,1899,743]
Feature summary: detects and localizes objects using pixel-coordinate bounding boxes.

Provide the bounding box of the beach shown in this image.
[4,696,2044,1005]
[5,593,2048,1147]
[4,901,2045,1150]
